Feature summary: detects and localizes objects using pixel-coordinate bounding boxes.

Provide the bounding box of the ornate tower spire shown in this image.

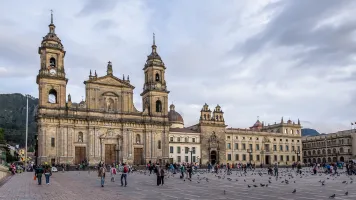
[281,117,284,123]
[152,32,156,53]
[49,9,55,34]
[298,118,300,125]
[107,61,113,75]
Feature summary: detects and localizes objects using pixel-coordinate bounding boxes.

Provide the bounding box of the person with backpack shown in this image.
[155,163,162,186]
[110,165,117,182]
[34,165,44,185]
[98,164,106,187]
[121,163,128,187]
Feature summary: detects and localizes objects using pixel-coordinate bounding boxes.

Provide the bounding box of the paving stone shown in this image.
[0,168,355,200]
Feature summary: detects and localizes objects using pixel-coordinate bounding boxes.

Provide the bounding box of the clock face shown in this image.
[49,68,57,76]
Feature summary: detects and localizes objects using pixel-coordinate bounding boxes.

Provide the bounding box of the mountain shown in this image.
[0,93,38,147]
[301,128,320,137]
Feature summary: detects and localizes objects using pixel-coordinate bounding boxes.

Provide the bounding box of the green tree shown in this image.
[0,128,5,144]
[28,146,34,152]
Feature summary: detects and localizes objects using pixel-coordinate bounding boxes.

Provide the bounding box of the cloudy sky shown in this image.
[1,0,355,133]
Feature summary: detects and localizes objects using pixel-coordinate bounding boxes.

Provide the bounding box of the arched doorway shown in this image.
[340,156,344,162]
[322,158,326,163]
[317,158,321,163]
[210,150,217,165]
[303,159,307,163]
[312,158,316,163]
[333,157,337,162]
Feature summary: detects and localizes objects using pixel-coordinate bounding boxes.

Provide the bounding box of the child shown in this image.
[110,165,117,182]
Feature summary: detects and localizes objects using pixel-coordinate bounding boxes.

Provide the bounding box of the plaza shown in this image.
[0,169,355,200]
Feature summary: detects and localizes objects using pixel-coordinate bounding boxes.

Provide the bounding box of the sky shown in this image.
[1,0,355,133]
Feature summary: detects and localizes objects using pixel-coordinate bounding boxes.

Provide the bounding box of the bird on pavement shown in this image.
[292,189,296,193]
[329,194,335,198]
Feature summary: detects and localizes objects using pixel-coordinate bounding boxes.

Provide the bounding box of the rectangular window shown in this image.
[286,145,289,151]
[192,147,196,154]
[227,136,231,139]
[177,138,181,142]
[170,146,173,153]
[292,156,295,161]
[242,144,246,150]
[256,155,260,161]
[249,144,253,150]
[280,155,283,161]
[192,138,196,143]
[235,154,239,161]
[279,145,283,151]
[51,138,55,147]
[193,156,196,162]
[177,147,181,153]
[249,154,253,161]
[227,143,231,149]
[185,147,189,154]
[170,137,173,142]
[292,146,295,151]
[274,155,277,161]
[256,144,259,151]
[297,146,300,151]
[242,154,246,161]
[286,155,289,161]
[185,156,189,162]
[234,143,238,150]
[177,156,181,162]
[227,154,231,161]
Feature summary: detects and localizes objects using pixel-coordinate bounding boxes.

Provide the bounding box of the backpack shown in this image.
[112,168,117,175]
[123,166,128,173]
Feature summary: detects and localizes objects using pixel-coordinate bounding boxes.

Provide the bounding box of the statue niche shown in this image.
[106,98,114,111]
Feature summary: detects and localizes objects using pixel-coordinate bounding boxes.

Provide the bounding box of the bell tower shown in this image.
[36,10,67,108]
[140,34,169,116]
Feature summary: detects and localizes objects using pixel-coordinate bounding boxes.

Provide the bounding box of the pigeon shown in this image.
[329,194,335,198]
[292,189,296,193]
[345,191,348,196]
[253,185,258,187]
[248,185,251,188]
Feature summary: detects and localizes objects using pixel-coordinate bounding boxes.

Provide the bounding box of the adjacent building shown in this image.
[302,130,356,164]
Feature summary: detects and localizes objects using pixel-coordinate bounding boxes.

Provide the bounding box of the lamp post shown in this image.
[325,137,328,163]
[100,137,102,162]
[247,149,253,164]
[25,94,30,167]
[115,145,119,164]
[189,148,193,164]
[294,150,300,162]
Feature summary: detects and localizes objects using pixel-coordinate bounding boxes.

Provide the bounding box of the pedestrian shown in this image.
[155,163,162,186]
[35,165,44,185]
[121,163,128,187]
[180,164,185,179]
[44,166,52,185]
[274,163,279,177]
[110,165,117,182]
[160,166,165,186]
[98,164,106,187]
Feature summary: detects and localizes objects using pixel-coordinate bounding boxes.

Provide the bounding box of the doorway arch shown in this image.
[210,150,217,165]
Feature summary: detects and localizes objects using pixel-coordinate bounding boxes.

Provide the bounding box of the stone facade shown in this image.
[36,15,170,166]
[302,130,356,164]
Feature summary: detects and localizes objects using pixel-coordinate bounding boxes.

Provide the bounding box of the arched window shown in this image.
[78,132,83,142]
[48,89,57,103]
[216,116,219,120]
[50,57,56,67]
[340,147,344,153]
[327,149,331,154]
[156,100,162,112]
[220,116,222,121]
[322,149,326,154]
[332,148,336,153]
[136,134,141,144]
[158,140,161,149]
[155,73,160,82]
[317,150,320,155]
[185,137,188,142]
[204,114,206,120]
[317,158,321,163]
[312,150,316,155]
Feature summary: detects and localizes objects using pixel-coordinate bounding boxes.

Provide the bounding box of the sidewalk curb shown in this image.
[0,174,12,187]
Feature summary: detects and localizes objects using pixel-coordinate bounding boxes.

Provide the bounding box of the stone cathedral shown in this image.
[36,14,170,165]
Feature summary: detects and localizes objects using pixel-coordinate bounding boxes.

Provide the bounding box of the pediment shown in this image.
[85,75,134,89]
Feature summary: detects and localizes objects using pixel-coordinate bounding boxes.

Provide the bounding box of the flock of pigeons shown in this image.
[137,167,354,199]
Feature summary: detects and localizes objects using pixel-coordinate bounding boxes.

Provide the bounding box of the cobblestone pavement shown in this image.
[0,169,355,200]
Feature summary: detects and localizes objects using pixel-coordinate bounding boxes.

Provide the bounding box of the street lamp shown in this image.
[189,148,193,164]
[294,150,300,162]
[247,149,253,164]
[115,145,120,164]
[25,94,34,168]
[99,137,102,162]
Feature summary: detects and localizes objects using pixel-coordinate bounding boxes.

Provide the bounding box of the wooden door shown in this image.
[105,144,116,164]
[134,148,143,165]
[75,147,86,165]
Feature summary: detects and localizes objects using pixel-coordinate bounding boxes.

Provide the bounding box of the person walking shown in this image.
[160,166,165,186]
[274,163,279,177]
[155,163,162,186]
[44,166,52,185]
[35,165,44,185]
[121,163,128,187]
[110,165,117,182]
[98,164,106,187]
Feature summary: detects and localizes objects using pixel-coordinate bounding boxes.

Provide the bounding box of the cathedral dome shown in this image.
[168,104,184,128]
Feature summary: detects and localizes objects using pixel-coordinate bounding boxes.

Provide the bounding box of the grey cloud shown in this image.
[93,19,117,30]
[77,0,119,16]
